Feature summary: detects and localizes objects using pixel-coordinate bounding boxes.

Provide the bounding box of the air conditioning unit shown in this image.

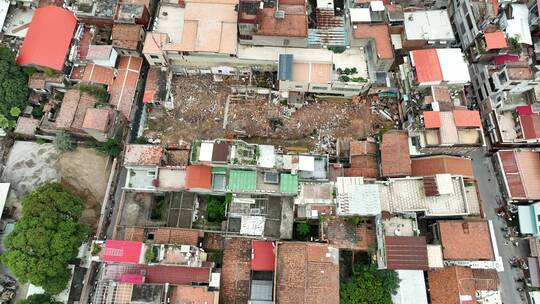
[275,10,285,18]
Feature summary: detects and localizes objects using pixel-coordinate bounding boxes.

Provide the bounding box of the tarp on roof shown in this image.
[278,54,293,81]
[16,6,77,71]
[229,170,257,192]
[280,173,298,193]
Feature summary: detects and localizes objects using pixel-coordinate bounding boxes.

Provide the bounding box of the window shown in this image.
[150,55,160,59]
[312,86,328,90]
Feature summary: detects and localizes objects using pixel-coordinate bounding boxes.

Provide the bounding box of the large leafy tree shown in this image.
[0,47,29,128]
[340,263,400,304]
[19,293,62,304]
[1,183,88,294]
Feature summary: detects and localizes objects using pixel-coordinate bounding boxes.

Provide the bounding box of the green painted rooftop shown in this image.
[280,173,298,193]
[228,170,257,192]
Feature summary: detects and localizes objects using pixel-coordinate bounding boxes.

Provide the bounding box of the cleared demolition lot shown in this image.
[1,141,111,229]
[144,75,394,152]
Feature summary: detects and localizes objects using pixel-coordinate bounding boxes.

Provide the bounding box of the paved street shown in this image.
[471,150,528,304]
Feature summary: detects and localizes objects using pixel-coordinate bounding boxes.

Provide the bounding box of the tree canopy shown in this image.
[2,183,88,294]
[19,293,62,304]
[340,263,400,304]
[0,47,29,128]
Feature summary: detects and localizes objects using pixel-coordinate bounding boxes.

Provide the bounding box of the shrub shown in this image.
[74,83,108,103]
[296,222,310,237]
[207,196,226,222]
[54,131,75,151]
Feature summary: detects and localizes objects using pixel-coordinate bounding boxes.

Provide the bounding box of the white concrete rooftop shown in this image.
[153,4,185,43]
[378,176,476,216]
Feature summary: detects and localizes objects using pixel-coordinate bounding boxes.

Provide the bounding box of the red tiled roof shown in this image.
[353,24,394,59]
[103,264,211,285]
[423,111,441,128]
[251,241,276,271]
[154,228,202,246]
[453,110,481,127]
[185,165,212,190]
[384,236,429,270]
[17,6,77,71]
[380,130,411,177]
[497,150,540,200]
[103,240,143,264]
[82,108,111,132]
[484,31,507,50]
[411,155,473,177]
[221,239,251,303]
[110,56,142,121]
[411,49,443,83]
[520,114,540,139]
[438,220,494,260]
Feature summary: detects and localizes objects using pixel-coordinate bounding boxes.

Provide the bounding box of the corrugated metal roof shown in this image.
[280,173,298,193]
[278,54,293,80]
[229,170,257,192]
[385,236,429,270]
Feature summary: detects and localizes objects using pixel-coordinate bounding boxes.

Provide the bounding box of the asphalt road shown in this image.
[471,150,529,304]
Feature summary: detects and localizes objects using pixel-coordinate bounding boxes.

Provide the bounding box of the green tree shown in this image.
[340,263,400,304]
[206,196,226,222]
[508,37,522,54]
[2,183,88,294]
[0,47,29,126]
[296,222,310,237]
[19,293,62,304]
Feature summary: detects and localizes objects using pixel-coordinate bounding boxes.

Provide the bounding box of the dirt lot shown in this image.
[144,75,378,153]
[57,148,111,230]
[1,142,110,230]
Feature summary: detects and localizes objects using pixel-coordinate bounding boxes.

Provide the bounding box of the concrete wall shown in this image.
[251,35,308,48]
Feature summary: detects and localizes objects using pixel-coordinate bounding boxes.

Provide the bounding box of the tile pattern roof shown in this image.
[103,264,211,285]
[82,108,111,132]
[497,150,540,199]
[256,7,308,37]
[175,286,217,304]
[185,165,212,190]
[428,266,499,304]
[520,113,540,139]
[16,6,77,70]
[411,155,473,177]
[453,110,482,127]
[438,220,494,260]
[385,236,429,270]
[353,23,394,59]
[123,227,145,241]
[123,144,163,166]
[14,117,39,136]
[220,239,251,304]
[346,140,379,178]
[27,72,64,89]
[423,111,441,128]
[484,31,508,50]
[80,64,115,89]
[110,56,142,121]
[276,242,339,304]
[112,24,143,50]
[380,130,411,177]
[55,89,98,131]
[154,228,202,246]
[411,49,443,83]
